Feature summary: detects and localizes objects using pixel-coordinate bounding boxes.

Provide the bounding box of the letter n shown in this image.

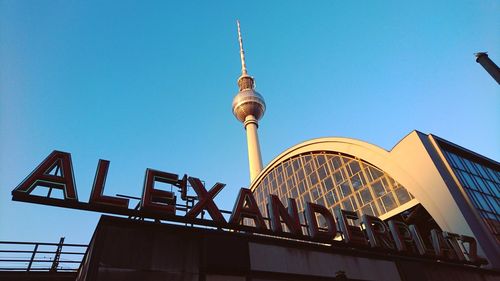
[12,151,78,200]
[267,195,302,236]
[229,188,267,230]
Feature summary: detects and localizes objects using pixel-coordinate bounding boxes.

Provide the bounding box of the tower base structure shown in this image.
[76,215,499,281]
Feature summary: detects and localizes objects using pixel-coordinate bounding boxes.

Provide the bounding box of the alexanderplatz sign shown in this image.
[12,151,487,267]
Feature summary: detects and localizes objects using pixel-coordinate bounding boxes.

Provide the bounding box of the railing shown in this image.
[0,238,87,272]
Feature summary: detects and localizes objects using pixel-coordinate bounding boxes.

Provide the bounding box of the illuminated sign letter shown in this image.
[362,214,395,250]
[141,169,177,214]
[267,195,302,236]
[459,235,487,265]
[431,229,458,260]
[442,232,466,261]
[12,151,78,201]
[89,160,129,208]
[185,177,226,223]
[388,220,416,253]
[409,225,435,256]
[335,209,368,246]
[305,202,336,241]
[229,188,267,230]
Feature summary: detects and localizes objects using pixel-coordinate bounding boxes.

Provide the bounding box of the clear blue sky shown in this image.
[1,1,498,244]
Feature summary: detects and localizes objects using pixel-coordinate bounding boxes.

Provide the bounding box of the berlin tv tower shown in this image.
[231,20,266,183]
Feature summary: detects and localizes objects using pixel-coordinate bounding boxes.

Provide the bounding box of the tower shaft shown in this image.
[244,115,264,182]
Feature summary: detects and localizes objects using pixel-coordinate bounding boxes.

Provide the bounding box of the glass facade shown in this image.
[442,150,500,242]
[252,151,414,227]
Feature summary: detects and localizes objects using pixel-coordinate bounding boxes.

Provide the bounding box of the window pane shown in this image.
[334,170,344,185]
[473,192,493,213]
[381,193,397,212]
[342,199,353,211]
[311,186,321,201]
[349,161,361,175]
[474,163,490,179]
[323,177,334,191]
[395,187,412,204]
[461,171,478,190]
[297,168,305,181]
[351,173,364,191]
[362,204,375,217]
[369,167,384,181]
[486,195,500,214]
[316,155,326,166]
[350,197,358,210]
[340,181,352,197]
[450,153,466,170]
[303,192,311,204]
[329,156,342,170]
[360,188,373,205]
[286,165,293,178]
[292,158,300,171]
[372,180,385,197]
[298,180,306,194]
[318,165,328,180]
[474,176,491,194]
[310,172,319,185]
[325,191,335,206]
[304,162,313,175]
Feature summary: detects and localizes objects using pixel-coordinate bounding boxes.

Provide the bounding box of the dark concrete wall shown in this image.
[76,216,500,281]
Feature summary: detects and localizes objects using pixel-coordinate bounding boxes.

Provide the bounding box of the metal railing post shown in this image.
[26,243,39,271]
[50,237,65,272]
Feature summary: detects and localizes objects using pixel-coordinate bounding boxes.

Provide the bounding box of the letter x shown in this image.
[186,177,226,223]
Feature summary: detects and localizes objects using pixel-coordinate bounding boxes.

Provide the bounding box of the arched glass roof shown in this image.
[253,151,415,226]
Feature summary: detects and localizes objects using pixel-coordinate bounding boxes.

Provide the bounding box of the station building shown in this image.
[249,132,500,270]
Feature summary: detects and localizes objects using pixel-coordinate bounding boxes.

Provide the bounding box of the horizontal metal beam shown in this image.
[0,241,87,247]
[0,259,82,263]
[0,250,85,255]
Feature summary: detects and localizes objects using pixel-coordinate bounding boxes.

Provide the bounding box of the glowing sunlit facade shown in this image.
[249,131,500,269]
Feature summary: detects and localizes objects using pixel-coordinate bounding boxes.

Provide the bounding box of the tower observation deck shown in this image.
[231,20,266,183]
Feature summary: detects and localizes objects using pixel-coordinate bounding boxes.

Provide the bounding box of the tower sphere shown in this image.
[232,87,266,123]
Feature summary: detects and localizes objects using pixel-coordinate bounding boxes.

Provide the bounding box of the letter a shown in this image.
[12,150,78,200]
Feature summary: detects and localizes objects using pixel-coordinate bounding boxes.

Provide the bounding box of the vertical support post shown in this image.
[50,237,64,272]
[27,243,39,271]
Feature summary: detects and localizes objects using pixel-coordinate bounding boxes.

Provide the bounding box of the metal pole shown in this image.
[475,52,500,84]
[27,243,39,271]
[50,237,64,272]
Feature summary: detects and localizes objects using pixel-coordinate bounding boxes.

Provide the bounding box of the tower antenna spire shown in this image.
[237,20,248,76]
